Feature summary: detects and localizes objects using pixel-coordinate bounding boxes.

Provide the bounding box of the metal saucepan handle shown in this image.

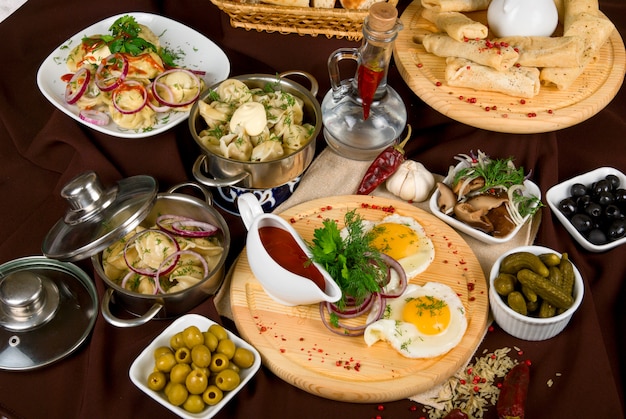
[167,182,213,206]
[100,288,163,328]
[280,70,319,97]
[192,154,250,188]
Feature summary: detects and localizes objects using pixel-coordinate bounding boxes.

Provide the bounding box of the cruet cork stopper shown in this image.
[368,2,398,32]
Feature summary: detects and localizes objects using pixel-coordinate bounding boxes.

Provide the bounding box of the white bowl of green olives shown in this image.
[129,314,261,418]
[489,246,584,341]
[546,167,626,252]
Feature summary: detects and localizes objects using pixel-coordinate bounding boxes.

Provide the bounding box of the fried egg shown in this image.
[364,282,467,358]
[360,214,435,279]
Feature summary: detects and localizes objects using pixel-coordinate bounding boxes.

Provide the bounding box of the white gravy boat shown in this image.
[237,193,342,306]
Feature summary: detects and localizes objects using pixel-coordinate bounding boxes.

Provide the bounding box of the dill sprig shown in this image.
[308,210,387,310]
[454,155,525,191]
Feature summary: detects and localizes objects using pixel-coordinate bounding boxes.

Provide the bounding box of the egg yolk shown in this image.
[402,296,451,335]
[370,223,420,260]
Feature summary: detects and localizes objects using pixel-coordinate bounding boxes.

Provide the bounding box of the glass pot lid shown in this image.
[0,257,98,371]
[42,171,158,262]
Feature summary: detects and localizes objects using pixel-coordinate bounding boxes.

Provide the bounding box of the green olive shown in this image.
[153,346,173,360]
[215,368,241,391]
[191,363,210,377]
[202,385,223,406]
[203,331,219,352]
[170,332,186,351]
[209,352,230,373]
[175,347,192,364]
[232,347,255,369]
[167,383,189,406]
[208,324,228,341]
[185,369,209,395]
[155,352,177,373]
[183,326,204,349]
[191,344,212,368]
[170,363,192,385]
[216,338,236,360]
[146,371,167,391]
[227,362,240,373]
[183,394,205,413]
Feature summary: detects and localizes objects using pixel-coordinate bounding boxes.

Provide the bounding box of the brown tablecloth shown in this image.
[0,0,624,418]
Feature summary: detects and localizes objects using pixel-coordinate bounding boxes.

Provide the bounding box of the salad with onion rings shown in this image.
[63,15,204,131]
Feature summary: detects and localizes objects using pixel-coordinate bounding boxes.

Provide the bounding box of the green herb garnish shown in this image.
[308,209,387,310]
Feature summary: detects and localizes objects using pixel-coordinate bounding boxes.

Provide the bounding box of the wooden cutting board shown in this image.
[230,196,489,402]
[393,1,626,134]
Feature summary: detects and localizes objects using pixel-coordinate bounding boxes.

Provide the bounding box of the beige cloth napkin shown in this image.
[214,147,540,404]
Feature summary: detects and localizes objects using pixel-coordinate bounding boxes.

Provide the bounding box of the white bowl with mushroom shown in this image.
[428,153,542,244]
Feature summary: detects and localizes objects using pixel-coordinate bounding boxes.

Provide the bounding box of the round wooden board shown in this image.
[229,195,489,403]
[393,1,626,133]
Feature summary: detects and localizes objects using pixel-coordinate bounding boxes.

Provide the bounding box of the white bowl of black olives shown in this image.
[546,167,626,252]
[129,314,261,418]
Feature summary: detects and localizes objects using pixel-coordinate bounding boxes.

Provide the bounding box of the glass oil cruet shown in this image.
[321,2,407,161]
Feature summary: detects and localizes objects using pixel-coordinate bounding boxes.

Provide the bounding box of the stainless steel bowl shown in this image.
[189,72,322,189]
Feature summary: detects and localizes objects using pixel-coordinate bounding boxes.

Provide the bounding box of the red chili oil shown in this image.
[258,226,326,291]
[357,64,384,120]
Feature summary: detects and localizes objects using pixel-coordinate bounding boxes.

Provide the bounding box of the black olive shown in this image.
[607,220,626,241]
[605,204,622,220]
[588,228,608,245]
[597,191,614,206]
[571,213,593,233]
[605,174,620,191]
[592,179,611,196]
[615,189,626,205]
[558,198,578,218]
[576,195,592,210]
[584,202,603,218]
[570,183,588,197]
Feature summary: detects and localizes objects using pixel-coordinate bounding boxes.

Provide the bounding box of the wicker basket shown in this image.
[210,0,399,41]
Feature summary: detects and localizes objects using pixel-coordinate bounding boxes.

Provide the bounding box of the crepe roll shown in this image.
[423,33,519,71]
[563,0,600,30]
[421,9,488,41]
[445,57,540,98]
[421,0,490,12]
[540,12,614,90]
[494,36,585,68]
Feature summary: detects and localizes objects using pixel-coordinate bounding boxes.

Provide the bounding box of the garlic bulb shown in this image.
[386,160,435,202]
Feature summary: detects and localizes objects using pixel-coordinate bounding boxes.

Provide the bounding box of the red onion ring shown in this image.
[95,53,129,92]
[151,69,201,107]
[377,253,408,298]
[65,67,90,104]
[155,250,209,294]
[328,293,374,318]
[79,109,109,126]
[319,292,385,337]
[112,80,148,115]
[156,214,219,238]
[147,82,172,113]
[123,229,180,277]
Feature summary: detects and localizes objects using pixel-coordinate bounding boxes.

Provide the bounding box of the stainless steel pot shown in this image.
[189,71,322,189]
[42,172,230,328]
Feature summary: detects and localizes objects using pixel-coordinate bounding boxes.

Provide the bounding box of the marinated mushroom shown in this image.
[454,202,494,233]
[452,176,485,197]
[466,195,509,212]
[436,182,457,215]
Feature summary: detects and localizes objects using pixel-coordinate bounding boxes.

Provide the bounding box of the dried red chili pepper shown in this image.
[356,125,412,195]
[496,361,530,419]
[443,408,469,419]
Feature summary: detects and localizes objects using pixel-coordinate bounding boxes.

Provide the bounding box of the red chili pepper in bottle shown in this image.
[356,125,412,195]
[496,362,530,419]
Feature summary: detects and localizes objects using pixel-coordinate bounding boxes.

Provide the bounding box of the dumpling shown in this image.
[66,36,112,72]
[216,79,252,104]
[219,133,253,161]
[198,100,231,129]
[251,140,285,162]
[108,103,156,130]
[137,24,160,48]
[281,123,314,150]
[126,51,165,80]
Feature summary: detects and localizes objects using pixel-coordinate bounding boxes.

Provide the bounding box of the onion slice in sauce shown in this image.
[112,80,148,115]
[95,53,129,92]
[65,67,91,104]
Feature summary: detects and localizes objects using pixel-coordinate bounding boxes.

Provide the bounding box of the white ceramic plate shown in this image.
[36,12,230,139]
[429,163,541,245]
[546,167,626,252]
[129,314,261,419]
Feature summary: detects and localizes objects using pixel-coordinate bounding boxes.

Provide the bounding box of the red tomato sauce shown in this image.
[258,226,326,292]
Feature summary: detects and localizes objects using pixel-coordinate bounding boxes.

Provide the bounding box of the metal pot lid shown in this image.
[0,256,98,371]
[42,171,158,262]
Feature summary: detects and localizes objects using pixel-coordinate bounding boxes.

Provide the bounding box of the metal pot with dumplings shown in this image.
[189,72,322,189]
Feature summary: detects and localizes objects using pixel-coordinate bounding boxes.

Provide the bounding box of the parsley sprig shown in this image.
[91,15,178,67]
[308,210,387,311]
